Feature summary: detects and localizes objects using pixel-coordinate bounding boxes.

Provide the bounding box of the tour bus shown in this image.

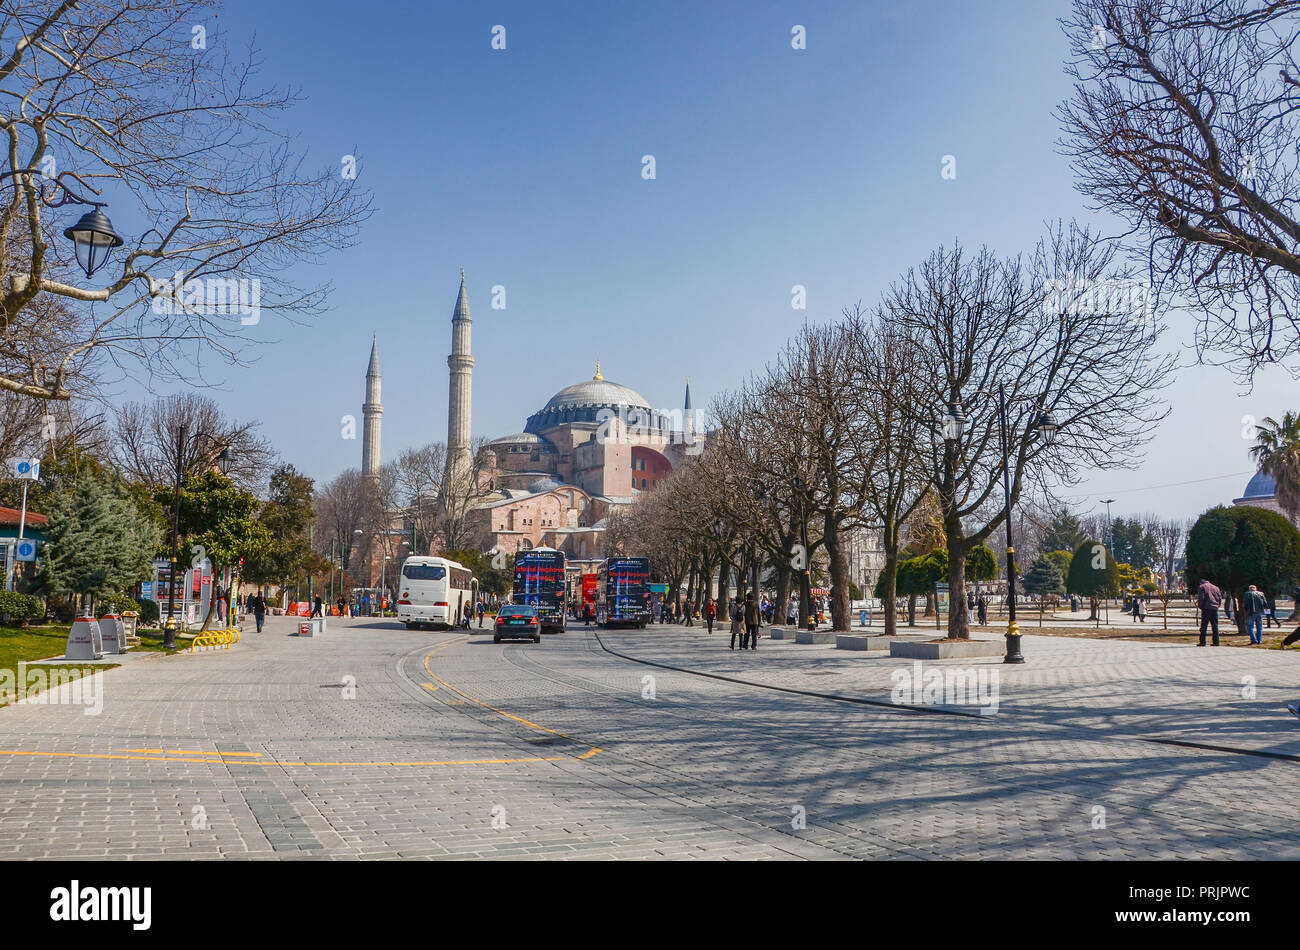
[396,555,477,630]
[596,556,652,628]
[513,547,567,633]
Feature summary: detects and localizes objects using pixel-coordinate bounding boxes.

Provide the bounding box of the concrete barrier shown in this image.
[65,618,104,661]
[794,630,838,645]
[98,614,127,655]
[889,638,1005,659]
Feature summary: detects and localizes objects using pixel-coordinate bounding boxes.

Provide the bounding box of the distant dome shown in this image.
[1240,470,1277,500]
[489,432,544,445]
[528,477,563,494]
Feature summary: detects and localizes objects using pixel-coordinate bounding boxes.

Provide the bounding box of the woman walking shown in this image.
[729,598,744,650]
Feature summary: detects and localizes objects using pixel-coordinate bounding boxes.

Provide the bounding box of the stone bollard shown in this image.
[66,617,105,661]
[98,614,127,655]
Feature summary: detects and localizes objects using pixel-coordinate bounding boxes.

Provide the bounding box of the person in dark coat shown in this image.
[729,598,744,650]
[250,591,267,633]
[1197,579,1222,646]
[311,596,323,618]
[743,594,761,650]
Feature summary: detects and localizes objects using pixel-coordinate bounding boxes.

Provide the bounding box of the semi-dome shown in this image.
[1239,470,1277,500]
[528,477,564,494]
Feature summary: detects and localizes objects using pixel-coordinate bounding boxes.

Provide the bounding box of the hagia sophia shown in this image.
[360,273,703,568]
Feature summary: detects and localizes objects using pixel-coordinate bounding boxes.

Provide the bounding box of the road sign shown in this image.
[9,458,39,480]
[141,581,154,600]
[14,539,35,562]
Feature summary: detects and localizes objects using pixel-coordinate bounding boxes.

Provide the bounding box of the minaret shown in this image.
[445,270,474,486]
[683,377,695,437]
[362,334,382,479]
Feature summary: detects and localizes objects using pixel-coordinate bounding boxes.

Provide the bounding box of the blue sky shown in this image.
[119,0,1290,521]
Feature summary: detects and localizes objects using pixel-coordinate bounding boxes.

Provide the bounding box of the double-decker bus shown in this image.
[596,556,652,628]
[396,556,477,630]
[512,548,567,633]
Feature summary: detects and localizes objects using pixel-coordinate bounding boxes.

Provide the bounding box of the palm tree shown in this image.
[1250,412,1300,520]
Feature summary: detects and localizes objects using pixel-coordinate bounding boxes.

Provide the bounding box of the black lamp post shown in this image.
[0,170,124,279]
[942,385,1057,663]
[164,432,230,649]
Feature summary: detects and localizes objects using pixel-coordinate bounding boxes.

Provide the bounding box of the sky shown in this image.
[103,0,1294,523]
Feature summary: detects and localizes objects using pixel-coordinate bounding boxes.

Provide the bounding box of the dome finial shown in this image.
[594,359,603,381]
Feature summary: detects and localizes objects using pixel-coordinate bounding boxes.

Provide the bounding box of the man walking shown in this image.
[729,598,744,650]
[744,594,761,651]
[706,598,716,633]
[251,590,267,633]
[1196,579,1222,646]
[1244,585,1268,645]
[311,596,324,618]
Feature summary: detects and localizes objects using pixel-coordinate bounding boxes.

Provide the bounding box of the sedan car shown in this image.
[494,604,542,643]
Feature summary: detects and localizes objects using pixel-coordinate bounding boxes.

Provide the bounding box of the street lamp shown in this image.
[0,170,124,279]
[1100,498,1116,624]
[164,431,231,649]
[943,385,1058,664]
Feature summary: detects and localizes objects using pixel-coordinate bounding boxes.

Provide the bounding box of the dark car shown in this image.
[494,604,542,643]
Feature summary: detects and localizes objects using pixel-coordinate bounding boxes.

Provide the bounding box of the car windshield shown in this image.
[500,606,535,616]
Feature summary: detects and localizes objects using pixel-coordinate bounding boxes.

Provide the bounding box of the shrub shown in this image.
[136,598,160,625]
[100,594,141,616]
[0,590,45,625]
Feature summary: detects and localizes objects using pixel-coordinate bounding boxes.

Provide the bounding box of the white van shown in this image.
[396,556,476,630]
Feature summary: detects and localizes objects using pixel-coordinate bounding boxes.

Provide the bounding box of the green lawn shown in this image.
[0,623,173,707]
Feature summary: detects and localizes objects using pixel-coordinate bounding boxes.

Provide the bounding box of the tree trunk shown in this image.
[881,551,899,637]
[823,512,851,631]
[772,556,791,625]
[946,537,970,640]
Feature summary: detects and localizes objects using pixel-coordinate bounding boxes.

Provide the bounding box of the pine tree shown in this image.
[40,468,160,613]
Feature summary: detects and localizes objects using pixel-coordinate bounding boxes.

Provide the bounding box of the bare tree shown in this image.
[1060,0,1300,377]
[894,225,1176,639]
[1157,517,1186,590]
[112,392,274,492]
[0,0,370,401]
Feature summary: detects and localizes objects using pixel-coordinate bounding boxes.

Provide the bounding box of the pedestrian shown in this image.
[706,598,716,633]
[336,596,346,617]
[1131,595,1145,623]
[1244,584,1268,645]
[787,599,797,625]
[977,595,988,625]
[744,593,761,650]
[1266,592,1282,628]
[1196,578,1222,646]
[477,598,486,628]
[728,598,744,650]
[311,596,323,618]
[251,590,267,633]
[1284,586,1300,648]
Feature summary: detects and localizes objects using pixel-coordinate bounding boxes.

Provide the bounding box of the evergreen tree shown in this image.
[1039,509,1088,555]
[39,468,160,613]
[1066,540,1120,622]
[1022,555,1065,626]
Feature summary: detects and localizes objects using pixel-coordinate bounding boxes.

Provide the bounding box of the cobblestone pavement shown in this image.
[0,615,1295,860]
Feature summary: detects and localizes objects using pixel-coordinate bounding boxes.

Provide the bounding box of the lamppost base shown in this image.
[1003,623,1025,664]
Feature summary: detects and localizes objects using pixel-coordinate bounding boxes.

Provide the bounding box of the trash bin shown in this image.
[859,609,868,627]
[299,620,313,637]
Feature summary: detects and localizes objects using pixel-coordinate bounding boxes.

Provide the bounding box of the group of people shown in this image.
[1195,579,1299,646]
[724,595,763,650]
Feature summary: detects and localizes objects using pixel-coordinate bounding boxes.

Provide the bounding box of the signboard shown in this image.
[649,583,668,594]
[14,539,36,562]
[141,581,154,600]
[9,458,39,480]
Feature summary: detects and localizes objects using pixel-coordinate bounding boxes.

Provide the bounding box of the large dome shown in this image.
[541,378,651,412]
[525,364,660,435]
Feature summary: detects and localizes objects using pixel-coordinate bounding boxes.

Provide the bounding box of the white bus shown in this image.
[395,556,477,630]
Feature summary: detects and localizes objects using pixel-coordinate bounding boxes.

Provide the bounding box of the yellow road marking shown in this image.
[423,650,570,738]
[117,748,262,757]
[0,748,599,767]
[577,747,602,760]
[421,683,438,691]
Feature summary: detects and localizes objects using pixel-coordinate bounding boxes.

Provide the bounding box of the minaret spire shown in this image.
[362,336,382,479]
[445,271,474,490]
[594,359,602,381]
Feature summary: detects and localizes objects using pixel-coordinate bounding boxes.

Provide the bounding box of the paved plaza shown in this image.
[0,614,1297,860]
